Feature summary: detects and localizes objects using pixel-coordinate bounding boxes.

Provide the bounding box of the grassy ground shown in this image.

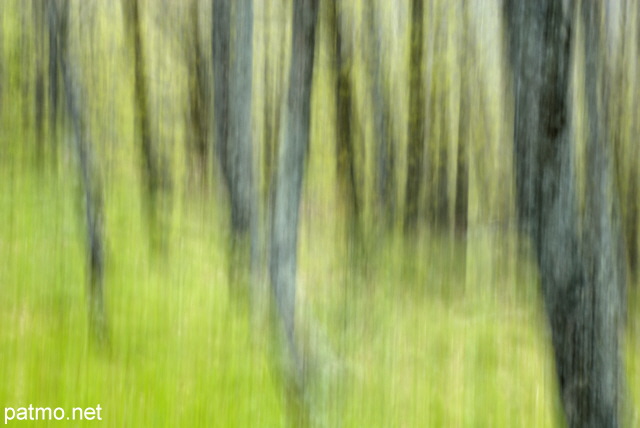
[1,156,638,427]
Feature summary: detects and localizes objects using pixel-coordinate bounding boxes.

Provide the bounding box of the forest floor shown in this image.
[0,161,638,427]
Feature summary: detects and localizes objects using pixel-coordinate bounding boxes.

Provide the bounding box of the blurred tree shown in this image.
[212,0,257,296]
[268,0,318,423]
[47,0,60,142]
[505,0,626,426]
[32,0,46,163]
[262,1,286,213]
[403,0,425,234]
[454,0,470,271]
[123,0,169,249]
[328,0,361,244]
[364,1,396,231]
[55,0,108,345]
[580,1,626,423]
[186,0,210,188]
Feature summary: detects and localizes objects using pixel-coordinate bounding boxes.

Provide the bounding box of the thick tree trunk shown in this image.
[56,0,108,345]
[505,1,625,426]
[268,0,318,422]
[580,2,626,425]
[403,0,425,233]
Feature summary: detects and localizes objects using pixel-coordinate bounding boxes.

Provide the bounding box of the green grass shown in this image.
[0,157,599,428]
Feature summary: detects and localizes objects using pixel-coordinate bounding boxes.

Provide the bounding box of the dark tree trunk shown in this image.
[268,0,318,422]
[329,0,361,242]
[33,0,46,163]
[55,0,108,345]
[212,0,230,191]
[504,1,626,426]
[186,0,210,187]
[47,0,60,141]
[364,1,396,230]
[454,0,470,239]
[433,97,449,229]
[403,0,425,234]
[124,0,169,248]
[580,2,626,424]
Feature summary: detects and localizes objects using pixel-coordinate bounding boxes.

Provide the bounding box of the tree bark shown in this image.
[55,0,108,345]
[403,0,425,234]
[504,1,626,426]
[213,0,255,236]
[268,0,318,422]
[186,0,210,187]
[364,1,396,230]
[328,0,361,243]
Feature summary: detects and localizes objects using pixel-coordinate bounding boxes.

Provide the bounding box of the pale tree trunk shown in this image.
[580,2,626,425]
[268,0,318,423]
[212,0,257,299]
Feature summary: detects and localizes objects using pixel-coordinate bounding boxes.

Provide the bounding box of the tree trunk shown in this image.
[329,0,361,243]
[186,0,210,187]
[580,2,626,425]
[213,0,254,236]
[364,1,396,230]
[56,0,108,346]
[212,0,257,301]
[268,0,318,422]
[403,0,425,234]
[504,1,626,426]
[125,0,169,249]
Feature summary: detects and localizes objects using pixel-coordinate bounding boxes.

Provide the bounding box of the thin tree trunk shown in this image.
[454,0,469,239]
[47,0,60,142]
[186,0,210,187]
[364,1,396,230]
[403,0,425,234]
[127,0,168,247]
[56,0,108,345]
[329,0,361,242]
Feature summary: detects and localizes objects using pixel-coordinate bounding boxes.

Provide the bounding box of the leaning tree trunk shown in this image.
[268,0,318,423]
[55,0,108,345]
[504,1,626,426]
